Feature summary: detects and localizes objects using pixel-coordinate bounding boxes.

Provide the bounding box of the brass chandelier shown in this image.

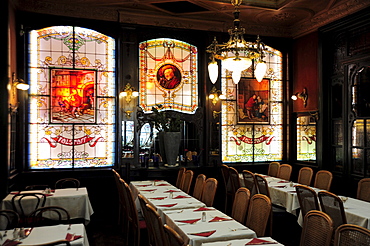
[206,0,267,84]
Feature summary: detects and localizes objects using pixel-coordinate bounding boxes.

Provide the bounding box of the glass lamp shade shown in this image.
[208,61,219,84]
[231,70,242,84]
[222,57,252,72]
[15,83,30,90]
[255,61,267,82]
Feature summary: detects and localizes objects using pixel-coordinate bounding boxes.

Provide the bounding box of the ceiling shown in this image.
[13,0,370,38]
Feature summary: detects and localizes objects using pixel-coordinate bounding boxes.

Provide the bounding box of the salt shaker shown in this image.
[13,228,19,240]
[169,191,173,199]
[201,212,206,222]
[19,228,25,239]
[290,181,294,187]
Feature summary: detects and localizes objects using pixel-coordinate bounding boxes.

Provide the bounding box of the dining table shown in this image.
[1,188,94,225]
[0,223,89,246]
[201,236,284,245]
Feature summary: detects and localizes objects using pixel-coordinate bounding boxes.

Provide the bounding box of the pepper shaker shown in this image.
[201,212,206,222]
[169,191,173,199]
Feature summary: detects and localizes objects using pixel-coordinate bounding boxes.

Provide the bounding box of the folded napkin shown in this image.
[149,197,167,200]
[1,239,21,246]
[277,180,289,183]
[10,192,20,195]
[156,183,170,186]
[273,185,286,188]
[189,230,216,237]
[245,238,276,245]
[44,194,54,196]
[173,195,191,199]
[157,203,177,207]
[209,216,232,222]
[140,189,157,192]
[193,207,215,212]
[154,179,162,182]
[136,184,152,187]
[65,233,83,241]
[175,218,200,224]
[164,190,181,193]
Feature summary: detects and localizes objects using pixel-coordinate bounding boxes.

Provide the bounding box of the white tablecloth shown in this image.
[1,188,94,224]
[163,208,257,246]
[201,237,284,246]
[0,224,89,246]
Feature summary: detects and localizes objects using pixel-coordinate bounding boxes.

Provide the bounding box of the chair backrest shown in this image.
[318,190,347,230]
[11,193,47,219]
[228,167,241,197]
[357,178,370,202]
[300,210,333,246]
[55,178,80,190]
[231,187,250,224]
[220,164,230,189]
[277,164,292,181]
[201,178,218,207]
[138,194,155,245]
[313,170,333,191]
[295,184,320,219]
[268,162,280,177]
[254,174,270,197]
[176,167,186,188]
[164,224,185,246]
[145,204,169,246]
[334,224,370,246]
[29,206,70,227]
[297,167,314,186]
[242,170,258,197]
[25,185,50,191]
[0,210,19,230]
[245,194,272,237]
[181,170,194,194]
[193,174,206,200]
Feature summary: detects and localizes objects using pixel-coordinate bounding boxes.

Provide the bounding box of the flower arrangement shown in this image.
[151,104,182,132]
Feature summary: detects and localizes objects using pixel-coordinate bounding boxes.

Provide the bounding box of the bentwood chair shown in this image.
[192,174,206,200]
[228,167,241,205]
[221,164,232,213]
[313,170,333,191]
[201,178,218,207]
[254,174,270,197]
[277,164,292,181]
[145,204,169,246]
[164,224,186,246]
[55,178,80,190]
[11,193,47,226]
[176,167,186,188]
[295,185,320,219]
[300,210,333,246]
[29,206,70,227]
[231,187,250,224]
[268,162,280,177]
[334,224,370,246]
[138,194,154,246]
[318,190,347,231]
[245,194,272,237]
[181,170,194,194]
[112,169,124,226]
[25,185,50,191]
[357,178,370,202]
[297,167,314,186]
[242,170,258,197]
[0,210,19,230]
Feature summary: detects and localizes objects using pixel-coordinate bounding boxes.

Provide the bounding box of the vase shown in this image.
[162,131,181,167]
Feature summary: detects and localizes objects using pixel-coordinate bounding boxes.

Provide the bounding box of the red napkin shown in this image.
[193,207,215,212]
[2,239,21,246]
[158,203,177,207]
[273,185,286,188]
[175,218,200,224]
[149,197,167,200]
[245,238,276,245]
[209,216,232,222]
[189,230,216,237]
[164,190,181,193]
[10,192,20,195]
[277,180,288,183]
[65,233,83,241]
[154,180,162,182]
[289,191,297,193]
[156,184,170,186]
[136,184,152,187]
[44,194,54,196]
[140,189,157,192]
[174,195,191,199]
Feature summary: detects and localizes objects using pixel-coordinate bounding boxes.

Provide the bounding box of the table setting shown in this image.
[201,237,284,245]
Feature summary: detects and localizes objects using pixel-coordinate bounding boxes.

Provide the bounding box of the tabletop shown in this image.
[1,188,94,224]
[201,237,284,245]
[0,223,89,246]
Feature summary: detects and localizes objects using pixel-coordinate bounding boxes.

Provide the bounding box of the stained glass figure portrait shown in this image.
[157,64,182,90]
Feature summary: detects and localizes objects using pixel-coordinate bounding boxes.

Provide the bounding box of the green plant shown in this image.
[151,104,182,132]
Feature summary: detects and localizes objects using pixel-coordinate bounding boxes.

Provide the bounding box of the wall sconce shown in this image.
[291,87,308,107]
[11,73,29,96]
[209,86,226,106]
[120,83,139,118]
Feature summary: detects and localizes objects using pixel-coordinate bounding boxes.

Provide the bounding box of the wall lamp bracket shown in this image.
[291,87,308,107]
[209,86,226,106]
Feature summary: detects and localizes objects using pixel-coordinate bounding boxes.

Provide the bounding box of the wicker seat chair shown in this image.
[334,224,370,246]
[201,178,218,207]
[268,162,280,177]
[245,194,272,237]
[277,164,292,181]
[295,184,320,219]
[192,174,206,200]
[164,224,186,246]
[221,164,232,213]
[313,170,333,191]
[176,167,186,188]
[228,167,241,204]
[138,194,155,246]
[254,174,270,197]
[231,187,250,224]
[318,190,347,231]
[181,170,194,194]
[300,210,334,246]
[145,204,169,246]
[242,170,258,197]
[297,167,314,186]
[112,169,124,226]
[357,178,370,202]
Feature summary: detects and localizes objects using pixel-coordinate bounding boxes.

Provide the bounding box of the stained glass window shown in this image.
[221,45,283,162]
[28,26,116,169]
[139,38,198,113]
[297,116,316,161]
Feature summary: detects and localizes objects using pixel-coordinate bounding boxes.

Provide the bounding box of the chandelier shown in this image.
[206,0,267,84]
